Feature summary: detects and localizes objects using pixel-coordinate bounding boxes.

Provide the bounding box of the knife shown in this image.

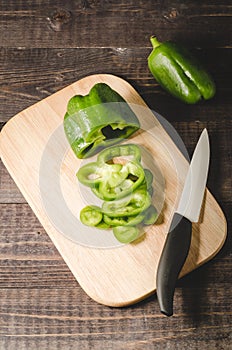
[156,128,210,317]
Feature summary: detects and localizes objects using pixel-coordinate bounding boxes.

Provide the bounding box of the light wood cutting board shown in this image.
[0,74,227,307]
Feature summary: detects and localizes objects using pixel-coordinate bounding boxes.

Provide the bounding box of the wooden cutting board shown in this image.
[0,74,227,307]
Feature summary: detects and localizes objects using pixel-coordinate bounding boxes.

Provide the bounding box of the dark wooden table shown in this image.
[0,1,231,349]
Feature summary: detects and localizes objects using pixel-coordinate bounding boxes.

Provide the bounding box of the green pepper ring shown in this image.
[77,162,123,189]
[102,190,151,217]
[103,212,145,227]
[97,143,141,164]
[93,160,145,201]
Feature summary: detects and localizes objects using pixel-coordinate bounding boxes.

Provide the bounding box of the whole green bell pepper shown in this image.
[148,37,216,104]
[64,83,140,158]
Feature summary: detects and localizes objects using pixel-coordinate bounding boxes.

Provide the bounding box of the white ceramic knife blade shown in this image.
[176,128,210,222]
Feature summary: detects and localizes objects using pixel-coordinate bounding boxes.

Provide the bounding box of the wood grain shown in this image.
[0,287,231,349]
[0,0,231,48]
[0,73,227,307]
[0,47,231,123]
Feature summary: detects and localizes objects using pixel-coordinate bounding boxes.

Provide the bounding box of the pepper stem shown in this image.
[150,36,161,49]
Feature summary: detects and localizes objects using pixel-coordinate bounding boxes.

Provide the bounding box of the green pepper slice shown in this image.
[97,144,141,164]
[113,226,141,243]
[102,188,151,217]
[103,213,145,227]
[77,160,144,201]
[77,162,123,189]
[143,205,158,225]
[95,220,111,230]
[77,145,146,201]
[143,169,153,188]
[64,83,140,158]
[148,37,216,104]
[95,161,145,201]
[80,205,103,226]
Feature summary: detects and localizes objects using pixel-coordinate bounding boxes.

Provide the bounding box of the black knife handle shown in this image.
[156,213,192,317]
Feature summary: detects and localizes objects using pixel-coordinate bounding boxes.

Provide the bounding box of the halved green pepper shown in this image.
[64,83,140,158]
[148,37,216,104]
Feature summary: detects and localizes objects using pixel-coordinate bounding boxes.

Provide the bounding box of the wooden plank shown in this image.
[0,47,231,123]
[0,287,231,349]
[0,160,25,203]
[0,0,231,48]
[0,74,227,307]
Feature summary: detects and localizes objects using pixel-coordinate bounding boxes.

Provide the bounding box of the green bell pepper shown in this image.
[148,37,216,104]
[64,83,140,158]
